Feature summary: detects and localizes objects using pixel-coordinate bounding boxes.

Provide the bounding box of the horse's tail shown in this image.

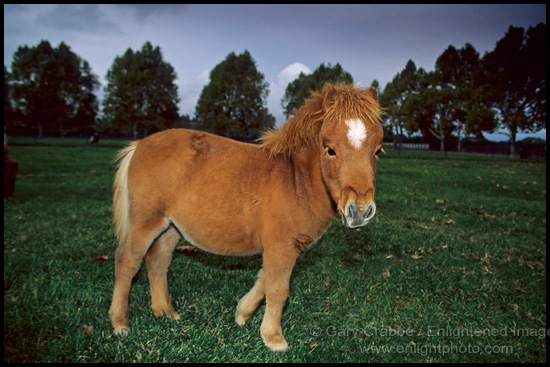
[113,142,138,244]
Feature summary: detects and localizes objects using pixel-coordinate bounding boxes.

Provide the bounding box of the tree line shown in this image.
[381,23,545,155]
[4,23,546,155]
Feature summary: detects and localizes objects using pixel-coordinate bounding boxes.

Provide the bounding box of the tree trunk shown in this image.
[456,123,462,152]
[439,122,445,152]
[508,117,518,158]
[510,129,518,158]
[398,124,404,155]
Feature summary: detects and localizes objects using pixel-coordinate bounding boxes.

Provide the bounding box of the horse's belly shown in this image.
[170,213,262,256]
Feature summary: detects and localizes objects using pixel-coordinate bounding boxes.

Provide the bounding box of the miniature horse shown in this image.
[109,83,383,351]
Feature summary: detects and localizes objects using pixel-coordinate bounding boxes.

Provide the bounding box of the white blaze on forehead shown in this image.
[345,119,366,149]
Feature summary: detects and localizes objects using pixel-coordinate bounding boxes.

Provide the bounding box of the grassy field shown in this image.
[4,137,546,362]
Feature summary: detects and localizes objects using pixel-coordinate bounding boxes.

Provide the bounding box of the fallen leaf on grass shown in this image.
[477,211,495,219]
[418,224,435,230]
[91,255,109,263]
[436,198,449,203]
[518,257,543,270]
[480,253,491,266]
[80,325,94,335]
[175,246,197,256]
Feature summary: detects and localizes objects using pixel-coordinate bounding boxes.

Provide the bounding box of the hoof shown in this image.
[113,325,129,336]
[153,308,180,320]
[235,312,247,326]
[261,330,288,352]
[235,301,255,326]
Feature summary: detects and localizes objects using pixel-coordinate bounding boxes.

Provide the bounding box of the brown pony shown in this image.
[109,83,383,351]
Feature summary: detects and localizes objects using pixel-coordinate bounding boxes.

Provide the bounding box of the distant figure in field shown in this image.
[90,133,100,146]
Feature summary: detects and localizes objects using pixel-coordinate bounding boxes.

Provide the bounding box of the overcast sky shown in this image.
[4,4,546,140]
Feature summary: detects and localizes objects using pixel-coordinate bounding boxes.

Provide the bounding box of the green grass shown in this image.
[4,137,546,362]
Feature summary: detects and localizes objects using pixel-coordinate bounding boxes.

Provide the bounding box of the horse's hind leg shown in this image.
[235,269,265,325]
[109,216,170,335]
[145,226,180,320]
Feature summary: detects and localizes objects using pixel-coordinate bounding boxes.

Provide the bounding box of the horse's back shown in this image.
[129,129,271,190]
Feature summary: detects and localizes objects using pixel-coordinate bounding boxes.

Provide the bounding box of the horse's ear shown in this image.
[322,84,337,113]
[366,86,378,102]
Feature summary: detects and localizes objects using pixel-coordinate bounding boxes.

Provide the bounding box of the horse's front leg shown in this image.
[260,245,298,352]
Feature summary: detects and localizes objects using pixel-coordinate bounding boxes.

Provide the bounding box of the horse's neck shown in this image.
[289,145,337,225]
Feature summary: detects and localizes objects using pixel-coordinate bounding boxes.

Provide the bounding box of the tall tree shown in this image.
[103,42,179,139]
[419,71,455,152]
[4,66,13,124]
[483,23,546,156]
[195,50,274,141]
[457,45,496,141]
[380,60,426,146]
[432,44,496,151]
[281,63,353,119]
[10,40,99,136]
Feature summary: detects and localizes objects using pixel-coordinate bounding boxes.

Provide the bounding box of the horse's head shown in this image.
[318,84,383,228]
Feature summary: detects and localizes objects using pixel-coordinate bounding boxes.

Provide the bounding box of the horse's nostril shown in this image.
[365,204,374,219]
[365,203,376,221]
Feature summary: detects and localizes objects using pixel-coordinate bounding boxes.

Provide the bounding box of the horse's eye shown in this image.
[327,147,337,157]
[375,147,382,156]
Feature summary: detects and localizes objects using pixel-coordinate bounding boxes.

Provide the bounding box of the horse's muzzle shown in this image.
[344,202,376,228]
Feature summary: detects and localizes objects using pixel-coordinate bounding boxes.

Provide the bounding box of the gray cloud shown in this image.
[35,4,119,32]
[115,4,188,21]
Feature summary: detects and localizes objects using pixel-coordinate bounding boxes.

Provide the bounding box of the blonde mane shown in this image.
[259,83,382,158]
